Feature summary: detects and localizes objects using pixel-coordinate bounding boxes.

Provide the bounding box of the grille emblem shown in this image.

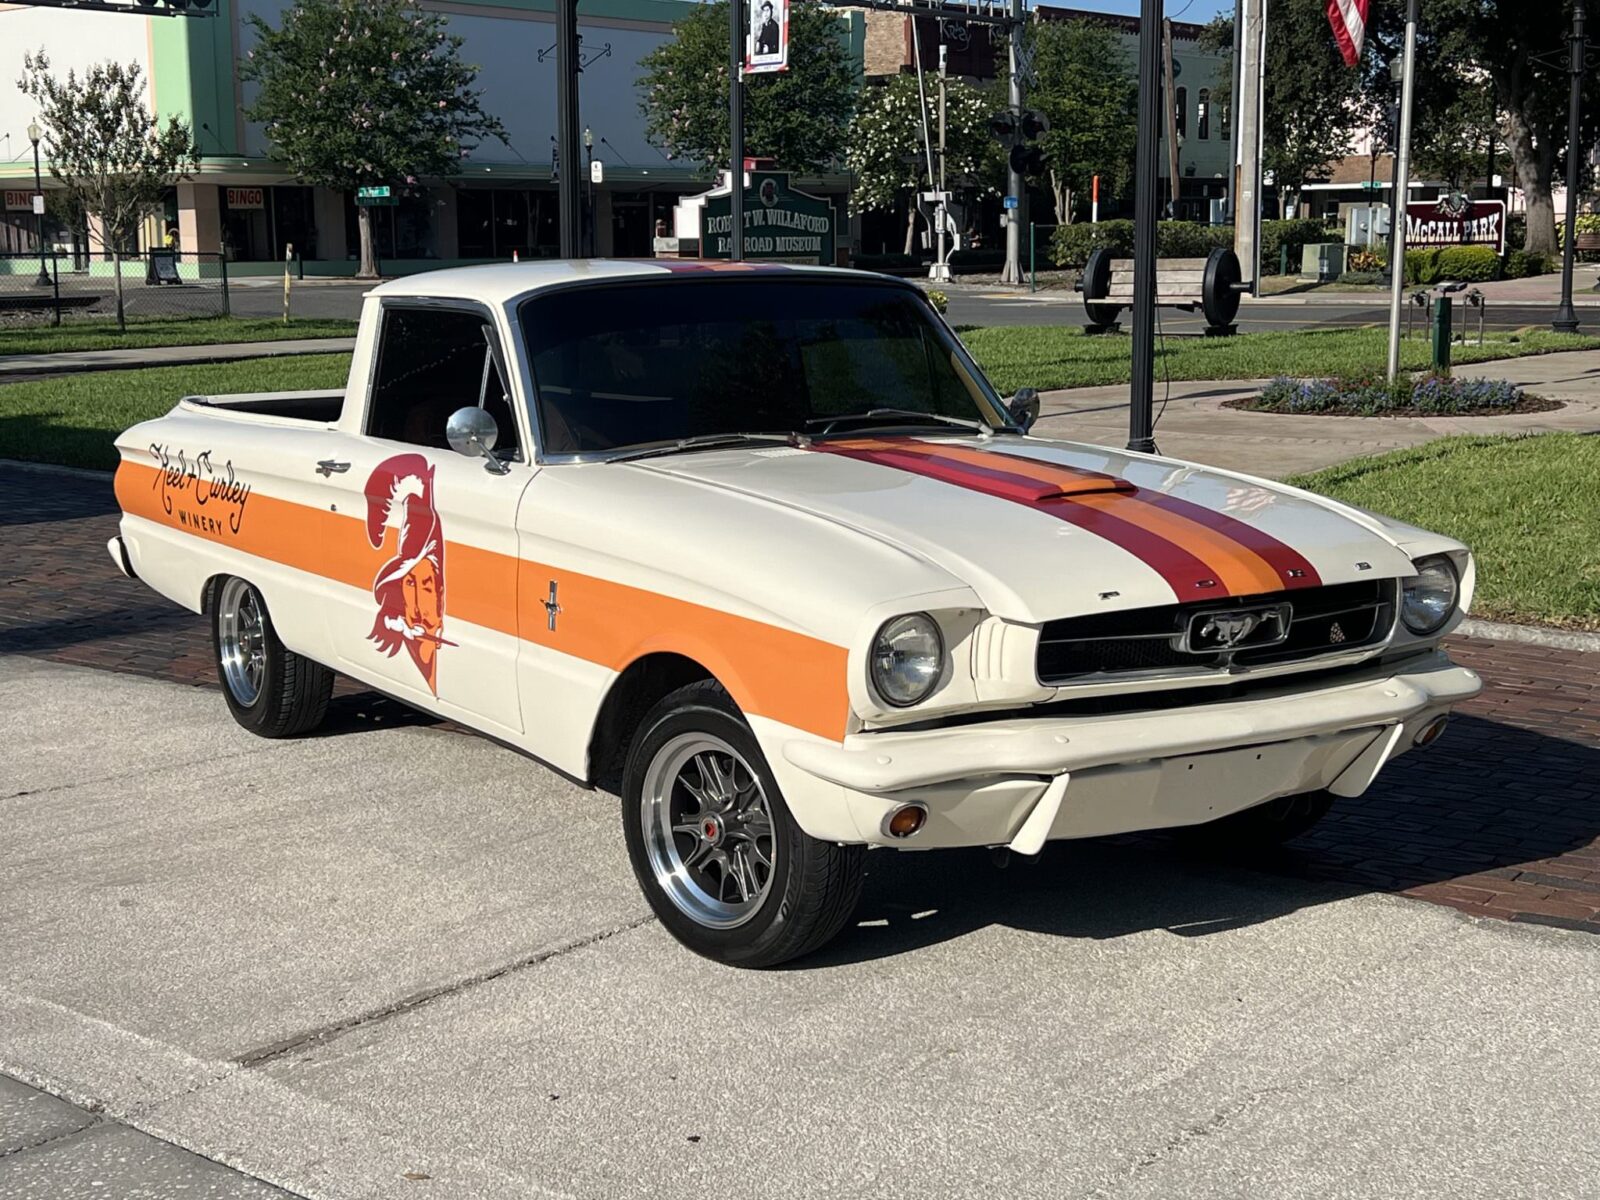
[1181,603,1293,657]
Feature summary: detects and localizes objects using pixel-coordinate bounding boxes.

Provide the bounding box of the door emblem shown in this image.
[364,454,454,694]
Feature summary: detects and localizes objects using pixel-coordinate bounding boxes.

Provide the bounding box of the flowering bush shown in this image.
[1254,373,1523,415]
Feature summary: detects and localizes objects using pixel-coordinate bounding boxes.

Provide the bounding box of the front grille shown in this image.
[1036,579,1397,686]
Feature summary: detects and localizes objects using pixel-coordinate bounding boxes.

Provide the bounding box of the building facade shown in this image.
[1,0,859,274]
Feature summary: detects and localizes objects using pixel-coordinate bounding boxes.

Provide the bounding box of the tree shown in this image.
[240,0,505,278]
[1197,1,1371,217]
[639,0,857,172]
[847,74,1003,254]
[1369,0,1599,256]
[18,52,196,330]
[1026,18,1139,224]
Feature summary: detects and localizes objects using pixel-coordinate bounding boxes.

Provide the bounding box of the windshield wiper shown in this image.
[806,408,994,437]
[606,432,793,464]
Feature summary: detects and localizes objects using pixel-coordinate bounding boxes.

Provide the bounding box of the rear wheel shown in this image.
[212,576,332,738]
[622,680,864,967]
[1176,789,1335,852]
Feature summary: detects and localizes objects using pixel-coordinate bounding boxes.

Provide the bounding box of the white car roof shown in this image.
[367,259,878,307]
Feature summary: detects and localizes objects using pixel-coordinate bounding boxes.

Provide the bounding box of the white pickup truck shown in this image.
[112,260,1481,966]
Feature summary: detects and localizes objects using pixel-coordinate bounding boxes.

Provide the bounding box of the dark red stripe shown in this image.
[815,443,1219,598]
[1136,493,1324,589]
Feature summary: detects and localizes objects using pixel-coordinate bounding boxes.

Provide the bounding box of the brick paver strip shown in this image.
[5,462,1597,934]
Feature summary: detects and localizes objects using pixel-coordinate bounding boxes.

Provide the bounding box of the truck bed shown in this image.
[180,389,346,425]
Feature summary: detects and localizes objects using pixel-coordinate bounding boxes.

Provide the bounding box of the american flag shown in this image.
[1326,0,1369,68]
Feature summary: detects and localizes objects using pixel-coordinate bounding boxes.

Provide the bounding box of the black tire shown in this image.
[1175,789,1336,852]
[211,576,333,739]
[621,680,865,968]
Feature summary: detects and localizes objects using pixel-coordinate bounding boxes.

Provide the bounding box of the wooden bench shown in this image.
[1075,247,1244,336]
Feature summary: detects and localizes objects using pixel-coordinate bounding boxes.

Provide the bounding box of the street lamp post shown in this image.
[1552,3,1585,334]
[583,125,595,258]
[27,121,51,288]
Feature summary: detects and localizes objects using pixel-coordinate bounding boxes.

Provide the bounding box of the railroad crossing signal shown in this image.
[989,108,1049,177]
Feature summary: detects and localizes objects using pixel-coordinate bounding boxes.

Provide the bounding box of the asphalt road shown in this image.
[4,653,1599,1199]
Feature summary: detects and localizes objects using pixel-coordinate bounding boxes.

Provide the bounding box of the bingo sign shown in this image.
[1405,198,1507,253]
[226,187,265,211]
[4,190,44,214]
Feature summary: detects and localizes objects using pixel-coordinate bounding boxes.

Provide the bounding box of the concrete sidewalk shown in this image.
[0,337,355,379]
[1039,348,1600,477]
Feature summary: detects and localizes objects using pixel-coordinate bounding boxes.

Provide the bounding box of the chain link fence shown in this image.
[0,252,230,329]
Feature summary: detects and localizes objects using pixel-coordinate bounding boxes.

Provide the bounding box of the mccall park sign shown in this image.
[699,172,838,264]
[1404,198,1507,253]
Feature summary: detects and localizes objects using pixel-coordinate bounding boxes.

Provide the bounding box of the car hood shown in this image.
[630,433,1418,623]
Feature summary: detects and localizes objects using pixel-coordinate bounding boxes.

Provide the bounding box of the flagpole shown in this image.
[1385,0,1419,383]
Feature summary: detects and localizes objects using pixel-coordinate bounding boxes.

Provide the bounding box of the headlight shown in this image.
[1401,555,1460,634]
[871,613,944,707]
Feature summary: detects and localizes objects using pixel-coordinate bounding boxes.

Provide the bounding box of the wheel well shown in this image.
[200,573,229,614]
[587,653,716,795]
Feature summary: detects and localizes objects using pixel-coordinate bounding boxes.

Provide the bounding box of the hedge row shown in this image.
[1048,218,1334,273]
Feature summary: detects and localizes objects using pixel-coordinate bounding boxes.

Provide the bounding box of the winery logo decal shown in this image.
[364,454,453,694]
[149,444,252,537]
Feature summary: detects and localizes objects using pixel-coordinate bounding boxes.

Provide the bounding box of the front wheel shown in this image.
[621,681,864,967]
[1176,789,1336,852]
[212,576,333,739]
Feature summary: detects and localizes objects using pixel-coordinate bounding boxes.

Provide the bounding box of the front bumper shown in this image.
[779,650,1481,849]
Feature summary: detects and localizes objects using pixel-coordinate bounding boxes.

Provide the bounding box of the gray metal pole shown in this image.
[555,0,582,258]
[1001,0,1023,285]
[32,138,50,288]
[1129,0,1162,453]
[1552,2,1585,333]
[1384,0,1420,383]
[729,0,745,261]
[1226,0,1243,223]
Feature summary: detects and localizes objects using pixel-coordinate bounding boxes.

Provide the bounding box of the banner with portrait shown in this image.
[745,0,789,75]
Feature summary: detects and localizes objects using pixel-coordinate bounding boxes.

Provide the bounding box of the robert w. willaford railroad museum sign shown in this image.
[699,172,838,264]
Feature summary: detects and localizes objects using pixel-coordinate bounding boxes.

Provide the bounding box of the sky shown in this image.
[1050,0,1236,21]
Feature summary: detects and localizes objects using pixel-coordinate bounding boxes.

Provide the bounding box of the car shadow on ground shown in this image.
[798,713,1600,967]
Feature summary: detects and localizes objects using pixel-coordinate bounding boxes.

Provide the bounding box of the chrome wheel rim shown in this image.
[640,733,777,929]
[218,577,267,708]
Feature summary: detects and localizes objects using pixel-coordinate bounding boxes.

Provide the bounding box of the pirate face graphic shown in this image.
[364,453,452,693]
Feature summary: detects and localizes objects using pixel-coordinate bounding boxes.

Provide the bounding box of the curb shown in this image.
[0,339,356,380]
[1,457,112,479]
[1456,618,1600,652]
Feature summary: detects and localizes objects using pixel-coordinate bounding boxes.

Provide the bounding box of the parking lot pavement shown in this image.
[4,653,1599,1200]
[0,1074,295,1199]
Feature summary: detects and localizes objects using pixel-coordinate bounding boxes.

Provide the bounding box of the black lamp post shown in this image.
[28,121,51,288]
[1552,2,1585,334]
[582,125,595,257]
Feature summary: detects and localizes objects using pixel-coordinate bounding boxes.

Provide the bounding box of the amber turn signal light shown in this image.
[884,804,927,839]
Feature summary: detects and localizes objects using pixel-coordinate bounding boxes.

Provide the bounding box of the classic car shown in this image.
[110,261,1482,966]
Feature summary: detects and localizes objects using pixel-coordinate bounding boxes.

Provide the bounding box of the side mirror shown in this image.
[446,407,509,474]
[1007,387,1040,433]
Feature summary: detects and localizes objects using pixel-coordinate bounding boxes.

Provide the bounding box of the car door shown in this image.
[316,300,533,738]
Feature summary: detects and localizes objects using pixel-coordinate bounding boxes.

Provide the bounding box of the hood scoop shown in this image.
[1031,476,1138,502]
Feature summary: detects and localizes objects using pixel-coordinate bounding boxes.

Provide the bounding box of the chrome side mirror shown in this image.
[446,407,509,474]
[1007,387,1040,433]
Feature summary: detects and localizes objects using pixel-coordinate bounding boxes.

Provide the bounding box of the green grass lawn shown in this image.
[1290,435,1600,630]
[961,325,1600,396]
[0,354,353,471]
[0,316,356,357]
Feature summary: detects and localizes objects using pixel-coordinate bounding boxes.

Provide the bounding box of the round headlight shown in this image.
[871,614,944,708]
[1401,555,1459,634]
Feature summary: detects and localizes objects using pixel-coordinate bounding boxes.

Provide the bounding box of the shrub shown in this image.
[925,289,948,314]
[1405,246,1443,284]
[1347,248,1384,273]
[1435,245,1501,282]
[1259,219,1328,274]
[1158,221,1234,258]
[1049,219,1135,268]
[1337,270,1384,285]
[1254,373,1523,415]
[1507,213,1526,251]
[1502,248,1552,279]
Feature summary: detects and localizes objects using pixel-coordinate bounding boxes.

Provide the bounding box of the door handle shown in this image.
[316,460,351,477]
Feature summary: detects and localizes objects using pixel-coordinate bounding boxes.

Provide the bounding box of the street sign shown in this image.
[357,186,391,199]
[590,159,604,185]
[1003,195,1018,210]
[699,170,837,264]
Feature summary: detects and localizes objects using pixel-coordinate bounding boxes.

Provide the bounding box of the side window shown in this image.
[367,307,521,458]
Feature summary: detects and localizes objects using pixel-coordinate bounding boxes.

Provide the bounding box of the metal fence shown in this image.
[0,251,230,328]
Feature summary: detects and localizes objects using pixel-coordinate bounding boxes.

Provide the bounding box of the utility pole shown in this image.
[1233,0,1266,294]
[728,0,745,261]
[1163,18,1180,216]
[933,43,951,283]
[1001,0,1024,285]
[1384,0,1419,382]
[1552,1,1586,334]
[555,0,582,258]
[1129,0,1162,453]
[1227,0,1243,224]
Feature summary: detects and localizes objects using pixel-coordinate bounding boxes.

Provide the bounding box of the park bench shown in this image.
[1075,246,1244,336]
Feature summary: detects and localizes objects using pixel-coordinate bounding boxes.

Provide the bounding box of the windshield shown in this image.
[519,278,1009,455]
